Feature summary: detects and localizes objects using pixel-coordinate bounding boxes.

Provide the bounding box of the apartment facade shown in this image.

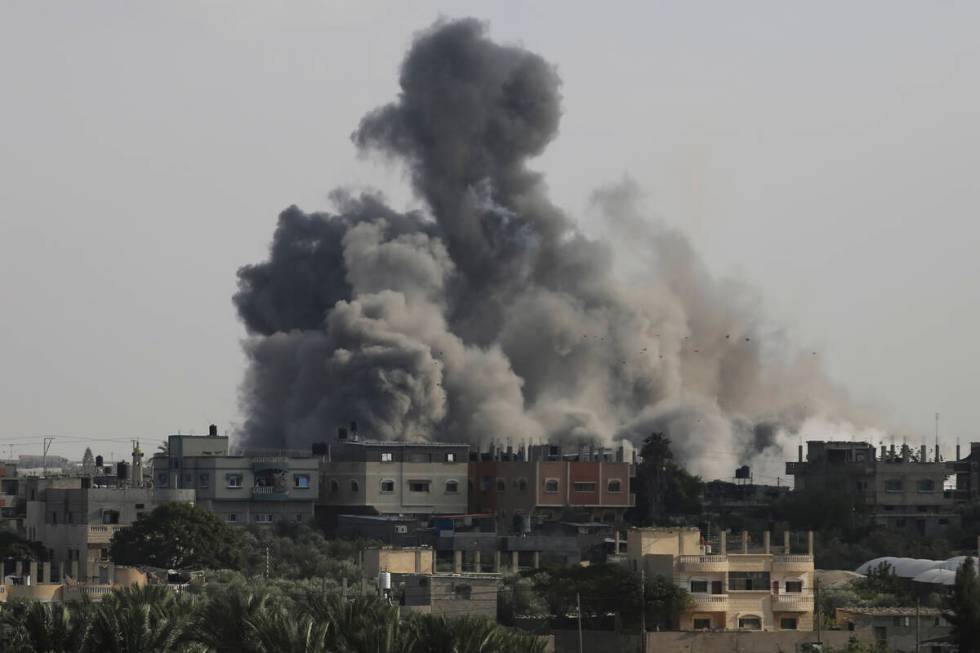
[627,527,815,632]
[0,461,19,530]
[317,440,469,521]
[153,429,318,525]
[468,444,635,532]
[23,478,194,582]
[786,441,958,536]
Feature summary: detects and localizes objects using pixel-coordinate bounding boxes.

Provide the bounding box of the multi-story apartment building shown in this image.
[23,476,194,582]
[316,438,469,526]
[786,441,957,536]
[627,527,815,632]
[152,427,319,526]
[468,443,635,532]
[0,460,19,530]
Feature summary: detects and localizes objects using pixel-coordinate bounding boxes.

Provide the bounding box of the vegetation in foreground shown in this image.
[0,583,546,653]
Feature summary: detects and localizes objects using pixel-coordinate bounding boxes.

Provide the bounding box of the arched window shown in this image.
[350,480,359,493]
[329,480,339,494]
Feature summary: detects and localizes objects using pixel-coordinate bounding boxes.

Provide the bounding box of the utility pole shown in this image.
[640,567,647,653]
[576,592,584,653]
[265,546,270,578]
[815,578,821,646]
[41,437,55,477]
[915,597,920,652]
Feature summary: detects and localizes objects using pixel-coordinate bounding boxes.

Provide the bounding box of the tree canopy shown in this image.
[629,433,703,525]
[109,502,243,570]
[945,557,980,653]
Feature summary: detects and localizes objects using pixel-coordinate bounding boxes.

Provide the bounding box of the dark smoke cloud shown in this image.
[233,18,875,477]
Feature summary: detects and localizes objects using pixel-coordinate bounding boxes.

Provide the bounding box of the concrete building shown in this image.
[0,460,20,530]
[835,606,950,653]
[152,426,319,525]
[0,563,147,603]
[393,573,498,619]
[316,437,469,527]
[23,476,194,582]
[786,441,958,536]
[627,527,815,632]
[468,443,635,533]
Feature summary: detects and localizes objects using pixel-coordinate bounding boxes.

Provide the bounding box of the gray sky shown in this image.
[1,1,977,467]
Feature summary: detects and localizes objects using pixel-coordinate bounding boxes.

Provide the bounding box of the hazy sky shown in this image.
[1,1,977,466]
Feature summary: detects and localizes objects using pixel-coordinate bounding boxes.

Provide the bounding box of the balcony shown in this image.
[88,525,124,544]
[772,554,814,573]
[771,593,814,611]
[678,555,729,572]
[688,594,729,611]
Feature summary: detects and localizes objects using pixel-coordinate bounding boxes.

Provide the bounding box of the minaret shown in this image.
[131,440,144,488]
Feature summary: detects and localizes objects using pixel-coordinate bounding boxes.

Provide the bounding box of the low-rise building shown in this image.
[316,435,469,528]
[393,573,498,619]
[0,460,19,530]
[835,606,950,653]
[627,527,815,632]
[152,426,319,526]
[23,477,194,582]
[468,443,635,533]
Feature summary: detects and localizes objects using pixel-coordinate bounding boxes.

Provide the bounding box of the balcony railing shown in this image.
[689,594,729,610]
[772,554,814,571]
[771,594,814,611]
[678,555,729,572]
[88,525,125,543]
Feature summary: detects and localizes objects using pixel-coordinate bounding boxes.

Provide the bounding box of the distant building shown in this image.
[0,461,19,530]
[152,425,318,526]
[627,527,815,632]
[315,434,469,528]
[468,443,635,533]
[23,476,194,582]
[393,573,498,619]
[786,441,958,537]
[835,606,950,653]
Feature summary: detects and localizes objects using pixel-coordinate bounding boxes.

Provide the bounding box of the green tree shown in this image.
[109,502,243,570]
[629,433,703,525]
[84,585,190,653]
[945,557,980,653]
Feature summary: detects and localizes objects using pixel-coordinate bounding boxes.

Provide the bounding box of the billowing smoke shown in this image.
[233,18,877,479]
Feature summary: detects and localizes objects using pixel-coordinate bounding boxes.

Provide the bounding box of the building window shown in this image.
[693,618,711,631]
[480,476,492,493]
[226,473,243,488]
[350,480,359,493]
[454,583,472,600]
[328,480,339,494]
[518,478,528,491]
[738,616,762,631]
[445,480,459,494]
[409,480,431,493]
[690,580,708,593]
[293,474,310,489]
[607,479,623,493]
[380,480,395,493]
[226,513,238,523]
[917,479,936,493]
[295,513,303,522]
[135,503,144,509]
[573,482,596,492]
[544,478,560,493]
[885,479,903,493]
[711,580,723,594]
[157,473,168,487]
[496,479,507,492]
[785,580,803,593]
[780,617,798,630]
[199,474,210,489]
[102,510,120,525]
[729,572,770,591]
[381,452,393,462]
[183,472,194,484]
[445,452,455,462]
[254,514,273,523]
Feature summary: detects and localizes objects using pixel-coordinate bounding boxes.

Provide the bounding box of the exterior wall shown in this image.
[362,547,434,579]
[320,442,469,516]
[836,609,949,653]
[167,434,229,459]
[155,452,318,526]
[395,574,498,619]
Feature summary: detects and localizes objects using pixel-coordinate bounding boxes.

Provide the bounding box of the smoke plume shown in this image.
[233,18,875,479]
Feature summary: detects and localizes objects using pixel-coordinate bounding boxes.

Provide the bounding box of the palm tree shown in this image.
[310,593,402,653]
[0,600,92,653]
[182,590,268,653]
[245,606,331,653]
[85,585,190,653]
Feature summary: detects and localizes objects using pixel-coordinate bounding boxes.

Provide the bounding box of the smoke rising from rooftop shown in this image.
[233,18,875,478]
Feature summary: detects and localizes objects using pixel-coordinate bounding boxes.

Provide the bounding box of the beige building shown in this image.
[627,527,815,632]
[23,477,194,582]
[317,440,469,521]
